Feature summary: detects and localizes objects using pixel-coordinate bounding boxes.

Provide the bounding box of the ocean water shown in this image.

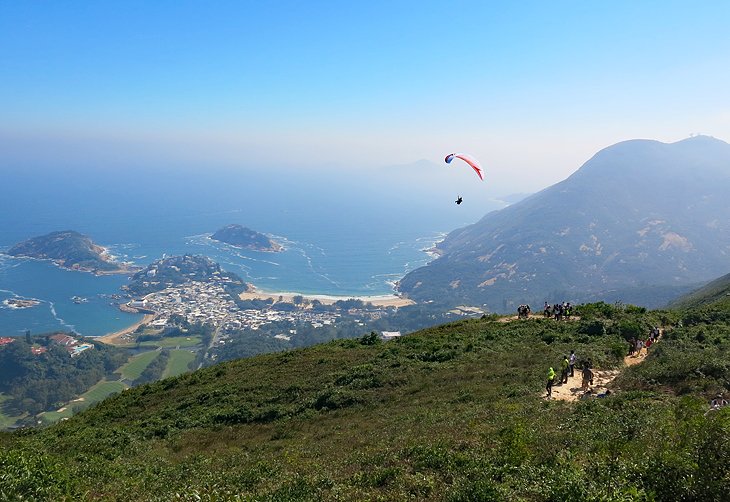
[0,164,499,337]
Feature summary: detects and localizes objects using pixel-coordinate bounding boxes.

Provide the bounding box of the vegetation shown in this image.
[0,299,729,499]
[39,381,127,425]
[0,337,128,416]
[212,303,465,364]
[0,394,26,429]
[668,271,730,310]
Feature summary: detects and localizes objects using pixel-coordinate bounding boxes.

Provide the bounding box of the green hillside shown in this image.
[667,272,730,310]
[1,303,729,500]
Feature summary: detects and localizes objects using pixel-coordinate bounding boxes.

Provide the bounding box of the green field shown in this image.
[140,336,202,349]
[40,380,128,425]
[162,349,196,379]
[117,350,161,380]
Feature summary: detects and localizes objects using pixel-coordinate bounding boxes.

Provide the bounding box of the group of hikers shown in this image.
[544,301,573,320]
[516,301,574,320]
[627,326,661,356]
[517,304,531,319]
[542,325,729,414]
[545,350,604,399]
[707,393,729,415]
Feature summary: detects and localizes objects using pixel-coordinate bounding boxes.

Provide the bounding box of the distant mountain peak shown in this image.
[398,137,730,311]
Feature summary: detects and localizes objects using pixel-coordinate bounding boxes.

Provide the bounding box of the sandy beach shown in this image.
[97,313,156,346]
[239,289,415,308]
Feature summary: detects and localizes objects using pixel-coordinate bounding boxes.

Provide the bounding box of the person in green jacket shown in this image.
[546,367,556,398]
[560,355,570,384]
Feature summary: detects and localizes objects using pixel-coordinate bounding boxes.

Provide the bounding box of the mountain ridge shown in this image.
[398,136,730,311]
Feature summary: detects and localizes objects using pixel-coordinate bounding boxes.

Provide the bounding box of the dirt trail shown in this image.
[549,331,661,402]
[495,313,661,401]
[498,313,580,323]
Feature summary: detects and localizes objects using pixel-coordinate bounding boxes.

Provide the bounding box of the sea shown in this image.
[0,163,501,337]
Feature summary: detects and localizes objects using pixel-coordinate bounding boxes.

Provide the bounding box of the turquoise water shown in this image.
[0,165,498,336]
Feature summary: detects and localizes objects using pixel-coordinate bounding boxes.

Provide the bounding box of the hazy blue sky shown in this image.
[1,1,729,193]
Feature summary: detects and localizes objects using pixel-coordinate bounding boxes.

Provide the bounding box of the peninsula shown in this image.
[210,224,282,252]
[5,230,136,275]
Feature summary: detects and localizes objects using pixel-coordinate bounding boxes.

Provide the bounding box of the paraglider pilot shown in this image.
[455,196,463,205]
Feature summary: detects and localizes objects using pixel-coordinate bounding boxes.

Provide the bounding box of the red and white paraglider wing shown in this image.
[444,153,483,180]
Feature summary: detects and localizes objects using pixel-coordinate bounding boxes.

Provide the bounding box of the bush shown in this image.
[577,320,606,337]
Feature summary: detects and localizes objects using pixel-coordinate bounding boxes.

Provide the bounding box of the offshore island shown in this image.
[210,224,283,252]
[5,230,139,275]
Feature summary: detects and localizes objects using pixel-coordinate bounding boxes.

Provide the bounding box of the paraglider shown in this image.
[445,153,483,180]
[445,153,483,204]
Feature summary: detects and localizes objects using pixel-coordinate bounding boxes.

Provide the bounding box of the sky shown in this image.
[1,1,729,194]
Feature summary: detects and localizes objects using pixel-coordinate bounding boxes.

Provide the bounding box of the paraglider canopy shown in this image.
[445,153,483,180]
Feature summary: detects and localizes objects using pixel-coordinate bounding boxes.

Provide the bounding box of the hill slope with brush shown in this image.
[1,302,729,500]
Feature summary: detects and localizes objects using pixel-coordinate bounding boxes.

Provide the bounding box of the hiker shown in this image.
[580,389,593,400]
[581,363,593,391]
[546,367,556,398]
[560,355,570,384]
[628,338,636,356]
[543,302,551,318]
[554,304,562,321]
[569,350,576,377]
[710,393,728,410]
[518,305,529,319]
[597,389,611,399]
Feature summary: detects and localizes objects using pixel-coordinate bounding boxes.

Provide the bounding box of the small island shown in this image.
[5,230,137,275]
[2,298,41,309]
[210,224,282,252]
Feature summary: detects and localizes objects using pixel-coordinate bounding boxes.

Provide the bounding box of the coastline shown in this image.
[96,313,156,346]
[239,288,415,308]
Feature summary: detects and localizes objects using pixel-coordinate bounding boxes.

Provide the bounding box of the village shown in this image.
[127,280,346,337]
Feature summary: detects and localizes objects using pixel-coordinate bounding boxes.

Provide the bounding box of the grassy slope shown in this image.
[668,272,730,310]
[1,308,729,501]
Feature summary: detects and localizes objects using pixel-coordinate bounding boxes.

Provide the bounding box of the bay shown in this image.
[0,164,499,336]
